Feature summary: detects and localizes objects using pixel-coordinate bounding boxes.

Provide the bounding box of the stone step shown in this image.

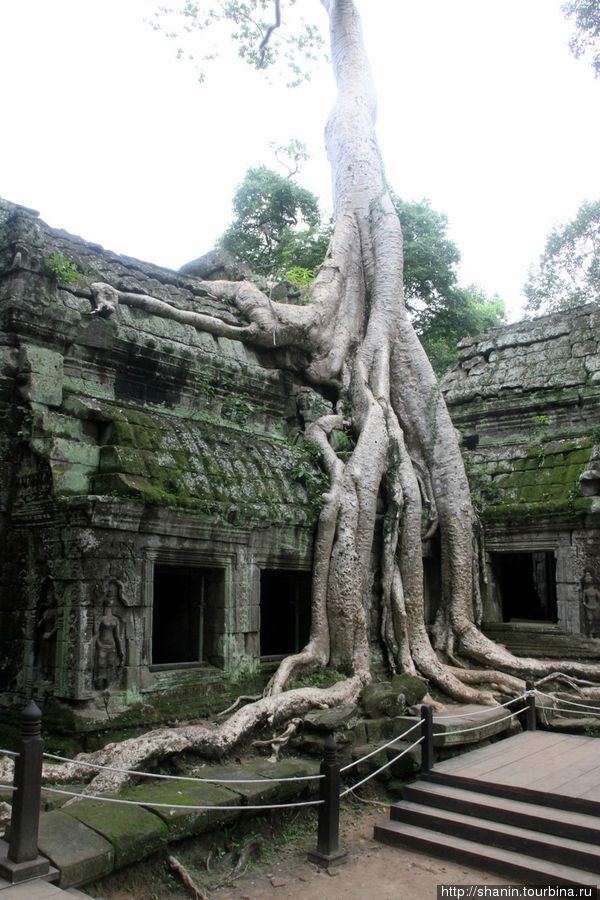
[389,799,600,872]
[402,780,600,844]
[483,624,600,660]
[373,819,598,887]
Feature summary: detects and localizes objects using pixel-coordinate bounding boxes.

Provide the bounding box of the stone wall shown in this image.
[0,200,326,734]
[443,306,600,635]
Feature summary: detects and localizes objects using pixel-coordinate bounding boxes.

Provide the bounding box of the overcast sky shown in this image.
[1,0,599,320]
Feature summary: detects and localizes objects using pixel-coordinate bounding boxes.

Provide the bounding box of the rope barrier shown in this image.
[537,704,600,718]
[340,737,424,798]
[433,706,527,738]
[0,784,16,793]
[433,694,527,720]
[43,753,323,785]
[535,691,600,713]
[0,750,19,758]
[340,719,424,774]
[41,785,324,812]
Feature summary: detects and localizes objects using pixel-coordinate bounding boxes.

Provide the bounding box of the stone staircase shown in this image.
[374,775,600,886]
[484,621,600,661]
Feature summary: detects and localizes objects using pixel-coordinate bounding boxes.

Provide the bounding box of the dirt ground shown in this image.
[87,801,513,900]
[213,807,512,900]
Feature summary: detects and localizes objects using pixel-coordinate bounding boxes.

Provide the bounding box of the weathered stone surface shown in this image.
[390,673,427,707]
[361,683,406,719]
[64,798,167,868]
[0,199,320,730]
[121,778,241,840]
[178,248,251,281]
[37,809,114,888]
[303,704,358,731]
[443,303,600,635]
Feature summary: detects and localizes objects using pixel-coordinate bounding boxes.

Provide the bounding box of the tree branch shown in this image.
[258,0,281,66]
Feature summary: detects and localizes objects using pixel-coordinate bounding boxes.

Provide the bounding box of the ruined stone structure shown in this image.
[1,199,599,735]
[443,309,600,637]
[0,201,326,735]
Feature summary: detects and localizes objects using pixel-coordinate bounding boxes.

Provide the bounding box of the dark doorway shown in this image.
[492,551,557,622]
[152,565,223,667]
[260,570,311,658]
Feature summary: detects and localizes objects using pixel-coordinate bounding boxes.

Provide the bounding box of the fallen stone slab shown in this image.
[63,797,167,869]
[37,809,113,888]
[202,757,318,807]
[121,778,241,841]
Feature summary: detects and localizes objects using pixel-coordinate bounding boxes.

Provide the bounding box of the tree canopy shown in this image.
[152,0,326,85]
[219,172,505,371]
[524,199,600,314]
[563,0,600,77]
[391,196,505,373]
[218,164,331,279]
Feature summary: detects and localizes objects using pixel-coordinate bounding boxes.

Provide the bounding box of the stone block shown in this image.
[17,344,64,406]
[361,682,407,719]
[121,778,241,840]
[304,704,358,732]
[37,809,113,888]
[64,797,167,868]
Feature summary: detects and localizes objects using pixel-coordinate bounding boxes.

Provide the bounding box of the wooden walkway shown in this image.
[375,729,600,884]
[430,729,600,812]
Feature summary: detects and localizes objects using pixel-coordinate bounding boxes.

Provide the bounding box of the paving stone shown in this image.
[63,798,167,869]
[121,778,241,840]
[37,810,113,888]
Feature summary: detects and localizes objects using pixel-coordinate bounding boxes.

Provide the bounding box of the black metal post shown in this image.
[0,701,51,883]
[308,734,347,868]
[525,680,536,731]
[420,704,435,773]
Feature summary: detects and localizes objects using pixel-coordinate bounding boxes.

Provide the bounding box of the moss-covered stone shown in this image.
[65,798,167,868]
[361,682,407,719]
[38,809,114,888]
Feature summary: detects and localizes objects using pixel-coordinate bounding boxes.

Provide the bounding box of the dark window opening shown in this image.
[491,551,557,622]
[260,570,311,658]
[463,434,479,451]
[152,565,224,668]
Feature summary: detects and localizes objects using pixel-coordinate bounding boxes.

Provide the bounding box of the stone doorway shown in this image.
[490,551,557,622]
[151,565,224,667]
[259,570,311,658]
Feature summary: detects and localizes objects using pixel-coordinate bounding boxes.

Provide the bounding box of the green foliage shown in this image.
[152,1,325,86]
[288,668,346,690]
[283,265,315,286]
[219,165,331,278]
[524,200,600,314]
[289,440,330,512]
[417,281,506,377]
[393,196,460,314]
[564,0,600,77]
[44,251,82,283]
[389,195,506,375]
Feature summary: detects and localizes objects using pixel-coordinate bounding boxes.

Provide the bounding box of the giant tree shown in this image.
[48,0,600,791]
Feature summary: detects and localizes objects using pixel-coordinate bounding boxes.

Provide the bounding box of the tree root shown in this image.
[168,855,208,900]
[251,717,303,762]
[217,696,261,718]
[211,835,264,889]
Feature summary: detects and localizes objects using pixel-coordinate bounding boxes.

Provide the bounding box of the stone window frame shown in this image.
[253,556,313,663]
[142,547,234,673]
